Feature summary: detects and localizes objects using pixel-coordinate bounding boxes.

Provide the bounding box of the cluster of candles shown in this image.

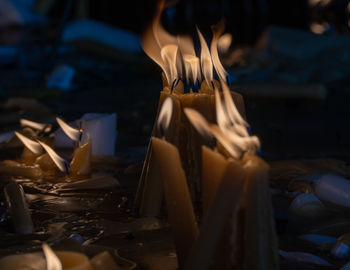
[0,117,92,181]
[136,1,279,269]
[0,116,121,269]
[0,1,279,269]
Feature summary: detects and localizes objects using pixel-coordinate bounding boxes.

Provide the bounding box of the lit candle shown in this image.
[15,131,43,165]
[151,97,198,268]
[242,154,279,270]
[136,14,246,217]
[38,140,91,180]
[184,81,278,269]
[201,146,228,216]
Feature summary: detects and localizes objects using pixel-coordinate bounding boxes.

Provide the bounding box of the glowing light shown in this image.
[157,97,173,134]
[56,117,81,142]
[15,131,42,154]
[211,21,228,82]
[217,33,232,53]
[196,27,213,87]
[38,141,69,173]
[42,243,62,270]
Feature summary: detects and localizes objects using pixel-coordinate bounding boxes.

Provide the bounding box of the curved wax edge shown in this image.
[314,174,350,207]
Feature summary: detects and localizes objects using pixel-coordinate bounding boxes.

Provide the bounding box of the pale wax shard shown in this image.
[79,113,117,157]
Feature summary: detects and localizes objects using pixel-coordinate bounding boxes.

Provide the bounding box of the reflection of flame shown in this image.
[157,97,173,134]
[185,81,260,159]
[15,131,42,155]
[197,27,213,86]
[211,21,227,82]
[38,141,69,173]
[217,33,232,53]
[56,117,81,142]
[42,243,62,270]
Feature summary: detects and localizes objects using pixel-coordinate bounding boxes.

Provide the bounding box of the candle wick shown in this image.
[211,80,215,90]
[64,161,70,175]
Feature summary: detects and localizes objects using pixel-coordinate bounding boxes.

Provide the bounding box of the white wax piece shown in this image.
[314,174,350,208]
[79,113,117,156]
[0,252,45,270]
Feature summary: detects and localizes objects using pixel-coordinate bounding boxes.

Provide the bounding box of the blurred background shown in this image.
[1,0,350,161]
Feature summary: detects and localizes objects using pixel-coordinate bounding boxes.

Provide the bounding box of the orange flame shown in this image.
[196,27,213,86]
[183,55,200,84]
[211,21,227,82]
[56,117,81,142]
[161,44,179,84]
[142,0,179,85]
[38,141,69,173]
[217,33,232,54]
[42,243,62,270]
[178,36,201,84]
[15,131,42,155]
[20,119,48,132]
[185,81,260,159]
[184,108,213,138]
[157,97,173,134]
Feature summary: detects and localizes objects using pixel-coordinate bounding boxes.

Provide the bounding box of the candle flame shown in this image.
[42,243,62,270]
[183,55,200,85]
[184,108,213,139]
[196,27,213,87]
[142,0,178,86]
[178,36,201,84]
[211,21,228,82]
[20,119,51,133]
[161,44,179,85]
[56,117,81,142]
[217,33,232,54]
[38,141,69,173]
[142,1,230,88]
[15,131,42,155]
[185,81,260,159]
[157,97,173,135]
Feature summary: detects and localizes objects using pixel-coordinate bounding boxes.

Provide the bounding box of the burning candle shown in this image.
[15,131,43,165]
[136,11,246,216]
[151,97,198,269]
[38,140,91,180]
[184,81,278,269]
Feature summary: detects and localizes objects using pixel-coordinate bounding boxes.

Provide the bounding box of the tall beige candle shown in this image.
[242,154,279,270]
[184,160,246,270]
[201,146,228,216]
[152,136,198,269]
